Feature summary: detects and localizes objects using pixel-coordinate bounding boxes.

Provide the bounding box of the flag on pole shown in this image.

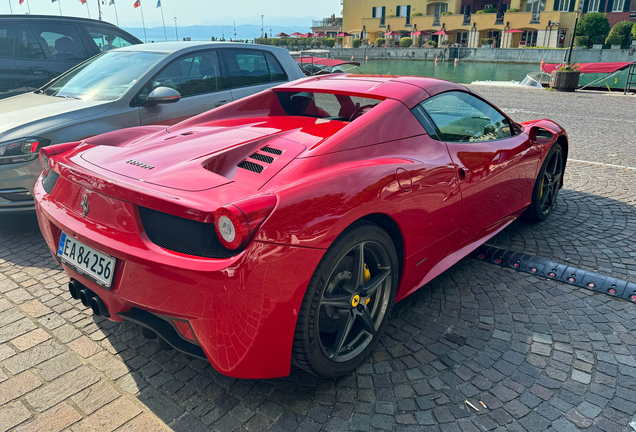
[156,0,161,6]
[79,0,87,4]
[109,0,115,4]
[51,0,57,2]
[134,0,140,7]
[19,0,24,4]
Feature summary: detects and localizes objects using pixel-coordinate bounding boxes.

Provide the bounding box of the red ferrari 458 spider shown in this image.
[34,74,567,379]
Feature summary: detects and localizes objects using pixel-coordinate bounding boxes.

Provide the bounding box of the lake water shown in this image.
[340,58,628,89]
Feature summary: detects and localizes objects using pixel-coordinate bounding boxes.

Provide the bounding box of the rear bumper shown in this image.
[34,175,326,379]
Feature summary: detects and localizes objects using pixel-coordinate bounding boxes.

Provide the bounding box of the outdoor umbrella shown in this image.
[384,31,402,36]
[411,30,426,35]
[337,32,352,37]
[275,32,290,37]
[298,33,312,38]
[290,32,303,37]
[432,30,449,36]
[503,29,523,33]
[312,32,327,37]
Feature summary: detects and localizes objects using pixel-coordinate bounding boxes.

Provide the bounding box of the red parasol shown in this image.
[384,31,402,36]
[297,33,313,38]
[337,32,352,37]
[290,32,303,37]
[432,30,450,36]
[312,32,327,37]
[275,32,290,37]
[504,29,524,33]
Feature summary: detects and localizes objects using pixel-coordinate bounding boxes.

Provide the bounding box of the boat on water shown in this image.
[290,49,362,76]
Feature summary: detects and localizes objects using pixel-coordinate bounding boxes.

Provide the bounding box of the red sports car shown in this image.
[34,75,567,379]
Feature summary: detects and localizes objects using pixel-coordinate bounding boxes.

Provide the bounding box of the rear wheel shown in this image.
[292,222,398,378]
[524,143,564,222]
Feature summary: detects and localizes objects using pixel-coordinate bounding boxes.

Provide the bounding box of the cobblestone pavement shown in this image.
[1,87,635,432]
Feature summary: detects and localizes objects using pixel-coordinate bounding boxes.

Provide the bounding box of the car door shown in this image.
[14,21,90,91]
[0,23,25,99]
[135,49,233,126]
[418,91,541,247]
[223,49,290,101]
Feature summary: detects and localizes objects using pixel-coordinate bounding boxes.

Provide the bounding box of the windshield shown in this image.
[41,51,167,101]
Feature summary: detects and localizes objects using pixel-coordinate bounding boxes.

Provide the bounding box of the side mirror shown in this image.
[145,87,181,107]
[529,126,556,145]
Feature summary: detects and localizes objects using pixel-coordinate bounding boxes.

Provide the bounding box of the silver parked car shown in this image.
[0,41,304,213]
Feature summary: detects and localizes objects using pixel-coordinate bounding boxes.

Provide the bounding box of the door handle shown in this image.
[458,168,467,180]
[215,100,230,107]
[27,66,47,75]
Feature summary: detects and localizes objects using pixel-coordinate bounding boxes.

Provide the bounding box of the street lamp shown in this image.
[261,15,264,38]
[174,17,178,41]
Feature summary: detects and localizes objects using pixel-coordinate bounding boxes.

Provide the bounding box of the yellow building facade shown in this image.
[343,0,580,48]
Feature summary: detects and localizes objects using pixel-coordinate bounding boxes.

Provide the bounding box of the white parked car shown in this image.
[0,41,304,213]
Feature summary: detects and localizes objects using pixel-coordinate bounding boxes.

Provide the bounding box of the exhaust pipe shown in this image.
[68,281,82,300]
[79,288,95,307]
[89,296,110,318]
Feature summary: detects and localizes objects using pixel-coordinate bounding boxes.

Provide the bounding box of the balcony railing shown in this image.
[530,12,541,23]
[433,15,441,26]
[463,14,471,25]
[495,13,504,24]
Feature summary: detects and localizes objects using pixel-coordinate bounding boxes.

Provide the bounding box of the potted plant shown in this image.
[550,61,580,92]
[480,38,494,48]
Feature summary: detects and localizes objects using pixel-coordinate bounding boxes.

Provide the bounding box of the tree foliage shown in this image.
[352,38,361,48]
[576,12,610,48]
[399,37,413,47]
[605,21,634,48]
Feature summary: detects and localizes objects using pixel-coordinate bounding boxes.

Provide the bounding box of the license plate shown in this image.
[57,233,116,288]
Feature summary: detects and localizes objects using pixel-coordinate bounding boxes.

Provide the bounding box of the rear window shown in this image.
[275,91,381,122]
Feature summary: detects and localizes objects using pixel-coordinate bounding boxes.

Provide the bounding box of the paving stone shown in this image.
[67,335,101,358]
[25,366,100,412]
[11,328,51,351]
[71,397,142,432]
[15,402,81,432]
[71,381,120,415]
[0,371,42,405]
[0,401,31,432]
[36,352,82,381]
[3,340,65,374]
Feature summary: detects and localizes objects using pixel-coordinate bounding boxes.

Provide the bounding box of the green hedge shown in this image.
[507,8,520,12]
[399,37,413,47]
[352,38,361,48]
[425,40,437,47]
[605,21,634,48]
[375,37,385,46]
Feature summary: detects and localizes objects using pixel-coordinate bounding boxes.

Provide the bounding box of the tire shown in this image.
[292,221,399,378]
[523,142,564,222]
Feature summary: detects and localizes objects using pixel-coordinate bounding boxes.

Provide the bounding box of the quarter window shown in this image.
[264,52,288,82]
[29,22,88,61]
[419,91,512,142]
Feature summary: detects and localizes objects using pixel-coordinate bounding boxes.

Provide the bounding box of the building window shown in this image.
[587,0,600,11]
[433,3,448,15]
[525,0,546,13]
[612,0,625,11]
[556,0,570,11]
[396,5,410,16]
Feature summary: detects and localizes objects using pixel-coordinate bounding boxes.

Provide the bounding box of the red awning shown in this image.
[541,62,634,74]
[433,30,450,36]
[504,29,523,33]
[296,57,361,67]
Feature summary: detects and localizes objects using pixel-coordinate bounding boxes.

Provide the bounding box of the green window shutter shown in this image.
[624,0,630,12]
[372,7,376,17]
[605,0,613,10]
[382,6,386,18]
[407,5,411,15]
[397,5,401,15]
[554,0,560,10]
[582,0,589,12]
[597,0,606,11]
[568,0,576,11]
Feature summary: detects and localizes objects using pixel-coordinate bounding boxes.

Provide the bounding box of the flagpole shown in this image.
[57,0,62,16]
[26,0,31,14]
[159,1,167,42]
[113,1,120,26]
[86,2,91,18]
[139,1,147,43]
[8,0,13,13]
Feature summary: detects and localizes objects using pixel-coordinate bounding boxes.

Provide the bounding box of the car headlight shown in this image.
[0,138,51,166]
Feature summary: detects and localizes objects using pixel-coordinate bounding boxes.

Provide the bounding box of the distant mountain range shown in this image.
[123,24,315,42]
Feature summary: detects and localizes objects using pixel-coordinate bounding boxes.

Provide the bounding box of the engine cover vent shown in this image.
[261,146,283,155]
[238,160,264,173]
[249,153,274,164]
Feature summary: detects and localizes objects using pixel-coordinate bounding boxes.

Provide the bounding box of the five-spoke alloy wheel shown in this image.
[293,222,398,377]
[524,143,564,222]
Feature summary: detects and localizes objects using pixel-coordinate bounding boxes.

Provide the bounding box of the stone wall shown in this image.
[326,47,636,63]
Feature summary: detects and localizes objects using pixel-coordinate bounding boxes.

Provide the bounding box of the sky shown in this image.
[0,0,342,29]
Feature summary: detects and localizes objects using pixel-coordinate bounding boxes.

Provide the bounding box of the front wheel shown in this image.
[523,143,564,222]
[292,222,399,378]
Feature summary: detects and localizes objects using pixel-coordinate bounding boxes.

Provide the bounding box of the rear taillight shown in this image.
[214,195,276,250]
[39,142,82,173]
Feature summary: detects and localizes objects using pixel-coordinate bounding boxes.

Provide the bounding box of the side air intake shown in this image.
[237,160,264,173]
[261,146,283,155]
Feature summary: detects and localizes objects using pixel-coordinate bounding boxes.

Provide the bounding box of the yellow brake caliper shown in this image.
[364,264,371,304]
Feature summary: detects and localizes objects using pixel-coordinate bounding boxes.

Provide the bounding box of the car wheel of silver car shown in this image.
[292,221,398,378]
[524,142,564,222]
